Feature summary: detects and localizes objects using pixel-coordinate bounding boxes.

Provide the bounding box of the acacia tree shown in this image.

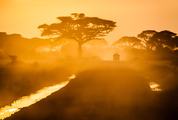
[151,30,178,50]
[113,36,143,48]
[138,30,178,51]
[38,13,116,56]
[137,30,157,50]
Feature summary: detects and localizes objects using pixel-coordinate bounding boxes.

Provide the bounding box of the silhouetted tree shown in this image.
[0,32,7,47]
[113,36,143,48]
[0,32,7,38]
[151,30,178,50]
[137,30,157,50]
[173,36,178,48]
[138,30,178,51]
[38,13,116,57]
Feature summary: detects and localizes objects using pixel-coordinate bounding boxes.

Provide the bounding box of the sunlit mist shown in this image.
[0,0,178,120]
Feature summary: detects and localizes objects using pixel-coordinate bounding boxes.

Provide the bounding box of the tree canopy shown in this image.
[137,30,157,50]
[38,13,116,56]
[113,36,143,48]
[115,30,178,51]
[151,30,178,50]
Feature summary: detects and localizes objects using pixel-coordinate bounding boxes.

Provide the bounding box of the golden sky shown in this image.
[0,0,178,41]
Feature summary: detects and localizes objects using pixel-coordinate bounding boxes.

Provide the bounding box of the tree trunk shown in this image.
[78,43,83,58]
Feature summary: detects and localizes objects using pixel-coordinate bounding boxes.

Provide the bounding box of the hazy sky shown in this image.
[0,0,178,41]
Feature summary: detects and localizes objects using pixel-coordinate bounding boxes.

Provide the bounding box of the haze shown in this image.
[1,0,178,41]
[0,1,178,119]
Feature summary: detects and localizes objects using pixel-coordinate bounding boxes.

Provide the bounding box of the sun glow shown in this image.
[36,45,62,53]
[149,82,162,92]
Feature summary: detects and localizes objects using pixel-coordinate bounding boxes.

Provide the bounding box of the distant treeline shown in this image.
[0,29,178,63]
[0,32,64,62]
[114,30,178,52]
[0,13,178,63]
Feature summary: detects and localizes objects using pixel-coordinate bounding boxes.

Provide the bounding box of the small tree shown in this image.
[38,13,116,57]
[113,36,143,48]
